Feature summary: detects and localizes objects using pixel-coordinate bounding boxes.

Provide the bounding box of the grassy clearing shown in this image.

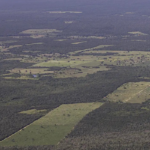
[55,66,109,78]
[125,12,135,14]
[8,45,22,49]
[34,60,91,67]
[0,40,17,44]
[0,102,103,147]
[10,68,54,75]
[25,43,43,46]
[48,11,82,14]
[21,29,62,35]
[20,29,62,38]
[55,39,66,42]
[19,109,47,115]
[5,68,54,80]
[69,45,113,55]
[72,41,87,44]
[4,49,150,79]
[4,76,38,80]
[103,82,150,103]
[69,36,105,39]
[3,41,150,79]
[128,31,148,35]
[65,21,73,24]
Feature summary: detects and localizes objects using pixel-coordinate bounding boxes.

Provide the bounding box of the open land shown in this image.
[2,46,150,79]
[1,0,150,149]
[103,82,150,103]
[0,102,102,147]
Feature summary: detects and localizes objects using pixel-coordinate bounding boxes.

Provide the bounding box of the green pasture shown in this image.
[21,29,62,35]
[3,45,150,79]
[69,45,113,55]
[4,76,38,80]
[72,41,87,44]
[103,82,150,103]
[128,31,148,35]
[34,60,91,67]
[25,42,43,46]
[10,68,54,75]
[48,11,82,14]
[55,66,109,78]
[0,102,103,147]
[19,109,47,115]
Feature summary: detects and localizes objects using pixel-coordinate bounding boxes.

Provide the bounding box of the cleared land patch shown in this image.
[65,21,73,24]
[3,42,150,79]
[4,49,150,79]
[20,29,62,38]
[34,60,91,67]
[19,109,47,115]
[9,68,54,75]
[103,82,150,103]
[128,31,148,36]
[48,11,82,14]
[0,102,103,147]
[72,41,87,44]
[25,43,43,46]
[21,29,62,35]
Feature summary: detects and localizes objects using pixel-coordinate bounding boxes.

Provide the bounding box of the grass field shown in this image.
[72,41,87,44]
[21,29,62,35]
[48,11,82,14]
[34,60,91,67]
[65,21,73,24]
[19,109,47,115]
[2,43,150,79]
[0,102,103,147]
[103,82,150,103]
[10,68,54,75]
[3,49,150,79]
[20,29,62,38]
[128,31,148,36]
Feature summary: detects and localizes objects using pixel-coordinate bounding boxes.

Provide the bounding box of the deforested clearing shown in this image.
[0,102,103,147]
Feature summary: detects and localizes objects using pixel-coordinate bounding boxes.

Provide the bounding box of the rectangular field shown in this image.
[0,102,103,147]
[103,82,150,103]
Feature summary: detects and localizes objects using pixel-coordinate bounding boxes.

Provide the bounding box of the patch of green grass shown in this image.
[128,31,148,35]
[4,76,38,80]
[69,45,113,55]
[48,11,82,14]
[25,43,43,46]
[72,41,87,44]
[21,29,62,35]
[34,60,91,67]
[103,82,150,103]
[19,109,47,115]
[3,49,150,79]
[10,68,54,75]
[0,102,103,147]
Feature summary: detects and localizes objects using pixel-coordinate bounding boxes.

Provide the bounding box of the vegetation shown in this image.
[55,102,150,150]
[1,0,150,149]
[103,81,150,103]
[0,103,102,147]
